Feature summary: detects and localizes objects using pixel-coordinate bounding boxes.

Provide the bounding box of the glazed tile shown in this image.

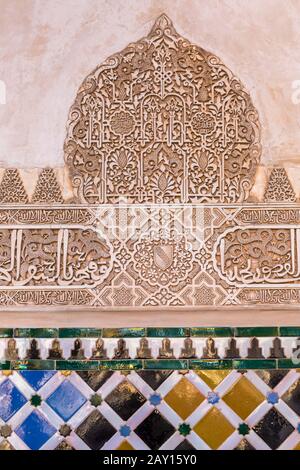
[195,370,231,389]
[105,380,146,420]
[135,409,175,449]
[164,377,204,419]
[19,371,56,391]
[46,380,87,421]
[222,376,265,419]
[75,409,116,450]
[15,410,56,450]
[193,407,235,449]
[0,379,27,422]
[253,408,294,449]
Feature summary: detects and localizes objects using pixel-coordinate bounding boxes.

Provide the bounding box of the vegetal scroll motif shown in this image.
[214,226,300,286]
[0,227,112,288]
[64,14,261,204]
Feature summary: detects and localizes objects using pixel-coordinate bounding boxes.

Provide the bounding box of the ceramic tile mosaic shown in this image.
[1,328,300,371]
[1,369,300,450]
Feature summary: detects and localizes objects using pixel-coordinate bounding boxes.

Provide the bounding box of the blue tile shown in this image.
[46,380,87,421]
[19,371,56,391]
[15,410,56,450]
[0,379,27,422]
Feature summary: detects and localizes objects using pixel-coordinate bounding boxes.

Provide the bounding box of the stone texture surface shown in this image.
[0,0,299,180]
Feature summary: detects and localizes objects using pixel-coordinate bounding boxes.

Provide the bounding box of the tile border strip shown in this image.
[2,326,300,338]
[1,326,300,370]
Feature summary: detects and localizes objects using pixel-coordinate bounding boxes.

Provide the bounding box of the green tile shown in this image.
[146,328,189,337]
[98,360,143,370]
[190,327,234,337]
[56,361,99,370]
[103,328,145,338]
[0,361,11,370]
[234,327,279,337]
[279,327,300,337]
[144,360,189,370]
[14,328,58,338]
[277,359,300,369]
[59,328,102,338]
[232,359,277,369]
[189,360,232,370]
[0,329,13,338]
[11,360,55,370]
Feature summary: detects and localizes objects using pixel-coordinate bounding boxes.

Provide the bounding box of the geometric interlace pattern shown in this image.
[1,369,300,450]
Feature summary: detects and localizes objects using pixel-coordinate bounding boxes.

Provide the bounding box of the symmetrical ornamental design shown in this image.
[0,205,300,307]
[64,14,261,204]
[1,368,300,450]
[264,167,297,203]
[0,15,298,309]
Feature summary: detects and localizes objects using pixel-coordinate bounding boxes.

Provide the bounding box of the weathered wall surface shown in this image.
[0,0,299,179]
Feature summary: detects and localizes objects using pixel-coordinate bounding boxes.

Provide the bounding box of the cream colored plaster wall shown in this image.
[0,0,300,188]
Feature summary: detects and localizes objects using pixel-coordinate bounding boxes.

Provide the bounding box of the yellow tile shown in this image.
[1,371,12,377]
[293,442,300,450]
[60,371,72,377]
[164,377,204,419]
[0,440,14,450]
[194,407,235,449]
[195,370,231,389]
[116,440,135,450]
[222,376,264,420]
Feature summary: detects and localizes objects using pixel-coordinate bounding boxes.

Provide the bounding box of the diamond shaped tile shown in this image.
[282,379,300,415]
[46,380,87,421]
[135,409,175,449]
[137,371,173,390]
[15,410,56,450]
[175,440,196,450]
[195,370,231,389]
[194,407,235,449]
[76,409,116,450]
[105,380,146,420]
[0,379,27,422]
[222,376,265,419]
[116,440,135,450]
[55,440,74,450]
[234,438,255,450]
[253,408,294,450]
[0,439,15,450]
[164,377,204,419]
[76,371,114,391]
[19,371,56,391]
[255,370,288,389]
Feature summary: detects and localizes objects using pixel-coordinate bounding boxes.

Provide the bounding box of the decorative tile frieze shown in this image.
[0,328,300,368]
[1,369,300,450]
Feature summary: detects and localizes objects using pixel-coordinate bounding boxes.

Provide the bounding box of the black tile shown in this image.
[282,379,300,415]
[76,371,114,391]
[255,370,288,389]
[55,440,74,450]
[253,408,294,449]
[234,439,255,450]
[175,440,195,450]
[135,409,175,449]
[105,380,146,420]
[76,410,116,450]
[136,371,173,390]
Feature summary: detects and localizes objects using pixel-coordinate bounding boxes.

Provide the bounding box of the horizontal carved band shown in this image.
[0,205,299,307]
